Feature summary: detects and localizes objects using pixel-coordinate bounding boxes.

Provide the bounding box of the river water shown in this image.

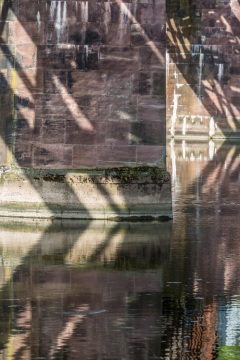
[0,140,239,359]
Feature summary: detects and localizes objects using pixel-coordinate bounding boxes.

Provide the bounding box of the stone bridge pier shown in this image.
[0,0,172,220]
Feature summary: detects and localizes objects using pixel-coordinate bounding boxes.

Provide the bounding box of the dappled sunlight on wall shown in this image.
[167,0,240,138]
[0,0,167,169]
[0,0,172,220]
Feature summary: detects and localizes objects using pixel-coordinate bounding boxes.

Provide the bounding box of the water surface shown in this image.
[0,140,240,359]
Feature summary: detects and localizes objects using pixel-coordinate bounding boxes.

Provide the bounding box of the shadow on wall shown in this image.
[0,0,166,169]
[0,0,171,219]
[167,0,240,139]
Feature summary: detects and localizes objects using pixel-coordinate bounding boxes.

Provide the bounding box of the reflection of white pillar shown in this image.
[182,140,186,160]
[209,140,215,160]
[170,139,176,186]
[170,91,181,137]
[182,116,187,136]
[209,117,216,138]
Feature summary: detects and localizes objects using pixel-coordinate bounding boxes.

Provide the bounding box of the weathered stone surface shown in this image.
[0,167,172,220]
[0,0,167,169]
[0,0,170,218]
[166,0,240,139]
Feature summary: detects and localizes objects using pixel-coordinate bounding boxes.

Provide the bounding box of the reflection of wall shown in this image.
[167,0,240,139]
[0,219,171,269]
[167,139,220,202]
[162,140,240,358]
[0,0,166,169]
[0,219,171,359]
[168,139,240,298]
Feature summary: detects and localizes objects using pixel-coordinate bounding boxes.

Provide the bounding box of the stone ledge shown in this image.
[0,167,172,220]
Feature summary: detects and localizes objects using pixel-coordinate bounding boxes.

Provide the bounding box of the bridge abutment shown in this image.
[0,0,172,219]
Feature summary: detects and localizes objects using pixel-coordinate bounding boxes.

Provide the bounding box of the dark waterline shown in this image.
[0,141,239,359]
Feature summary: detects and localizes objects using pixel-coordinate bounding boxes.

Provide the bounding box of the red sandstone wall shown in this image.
[167,0,240,139]
[0,0,166,169]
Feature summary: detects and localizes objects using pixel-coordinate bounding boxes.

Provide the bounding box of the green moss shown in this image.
[216,346,240,360]
[104,166,170,184]
[0,166,170,185]
[34,173,66,183]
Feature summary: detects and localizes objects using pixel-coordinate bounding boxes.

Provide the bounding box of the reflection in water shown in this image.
[1,141,240,359]
[167,140,240,360]
[0,220,171,360]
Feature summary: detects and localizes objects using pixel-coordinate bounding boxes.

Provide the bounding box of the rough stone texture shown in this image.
[0,0,166,168]
[0,167,172,219]
[0,0,171,219]
[167,0,240,139]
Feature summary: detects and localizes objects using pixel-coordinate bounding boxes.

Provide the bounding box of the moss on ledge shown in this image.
[104,167,170,184]
[0,166,170,185]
